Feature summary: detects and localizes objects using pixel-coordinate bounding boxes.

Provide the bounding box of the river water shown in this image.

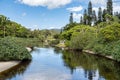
[0,48,120,80]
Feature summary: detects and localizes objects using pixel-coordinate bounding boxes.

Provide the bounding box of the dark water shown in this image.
[0,48,120,80]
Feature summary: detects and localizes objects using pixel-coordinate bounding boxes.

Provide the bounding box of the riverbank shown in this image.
[0,61,21,73]
[83,50,114,61]
[0,47,31,73]
[55,43,119,62]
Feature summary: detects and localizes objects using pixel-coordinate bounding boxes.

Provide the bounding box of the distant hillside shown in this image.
[50,29,61,34]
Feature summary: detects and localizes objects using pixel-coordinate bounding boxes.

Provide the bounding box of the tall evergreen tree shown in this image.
[107,0,113,15]
[92,10,97,25]
[118,13,120,19]
[83,9,88,25]
[98,7,103,22]
[88,1,92,16]
[69,13,73,24]
[88,1,92,25]
[80,16,83,24]
[102,9,107,21]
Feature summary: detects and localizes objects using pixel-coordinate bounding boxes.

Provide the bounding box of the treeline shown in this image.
[60,0,120,61]
[67,0,120,27]
[0,14,59,41]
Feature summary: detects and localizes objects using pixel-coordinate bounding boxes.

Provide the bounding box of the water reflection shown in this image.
[62,50,120,80]
[0,48,120,80]
[0,61,31,80]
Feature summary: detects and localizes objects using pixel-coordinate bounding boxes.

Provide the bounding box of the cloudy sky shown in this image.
[0,0,120,30]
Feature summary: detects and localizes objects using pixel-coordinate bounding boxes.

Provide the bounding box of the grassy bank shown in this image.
[10,37,43,47]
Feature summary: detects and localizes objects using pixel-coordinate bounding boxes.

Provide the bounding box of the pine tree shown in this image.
[118,13,120,19]
[88,1,92,16]
[98,7,102,22]
[80,16,83,24]
[107,0,113,15]
[102,9,107,21]
[83,9,88,24]
[92,10,97,25]
[88,1,92,25]
[69,13,73,24]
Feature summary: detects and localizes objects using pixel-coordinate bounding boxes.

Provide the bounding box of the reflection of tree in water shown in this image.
[0,61,31,80]
[54,48,62,54]
[97,59,120,80]
[62,50,120,80]
[62,50,97,80]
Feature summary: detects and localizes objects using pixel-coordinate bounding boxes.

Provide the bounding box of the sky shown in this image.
[0,0,120,30]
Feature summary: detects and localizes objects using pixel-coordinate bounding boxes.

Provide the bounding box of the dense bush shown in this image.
[49,39,60,46]
[0,37,32,61]
[61,22,120,62]
[99,22,120,42]
[61,25,96,50]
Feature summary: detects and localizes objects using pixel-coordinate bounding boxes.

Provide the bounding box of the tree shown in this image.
[105,14,113,22]
[88,1,92,17]
[107,0,113,15]
[98,7,103,23]
[88,1,93,25]
[92,10,97,26]
[102,9,107,21]
[0,15,10,37]
[118,13,120,19]
[83,9,88,25]
[80,16,83,24]
[69,13,73,24]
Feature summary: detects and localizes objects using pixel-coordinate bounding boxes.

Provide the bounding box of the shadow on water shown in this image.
[62,50,120,80]
[0,61,31,80]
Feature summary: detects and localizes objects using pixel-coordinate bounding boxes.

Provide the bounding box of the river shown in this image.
[0,48,120,80]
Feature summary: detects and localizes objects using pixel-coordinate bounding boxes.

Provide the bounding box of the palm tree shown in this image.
[0,15,10,37]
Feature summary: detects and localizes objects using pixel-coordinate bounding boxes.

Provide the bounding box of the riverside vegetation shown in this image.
[0,37,32,61]
[0,0,120,62]
[0,14,60,61]
[60,0,120,62]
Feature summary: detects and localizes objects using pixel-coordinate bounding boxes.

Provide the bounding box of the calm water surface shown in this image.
[0,48,120,80]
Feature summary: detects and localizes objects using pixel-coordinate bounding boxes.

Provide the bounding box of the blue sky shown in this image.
[0,0,120,30]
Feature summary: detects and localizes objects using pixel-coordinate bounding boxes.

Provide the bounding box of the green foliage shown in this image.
[49,39,60,46]
[107,0,113,15]
[0,37,32,61]
[61,19,120,61]
[105,14,113,22]
[69,26,96,50]
[61,25,90,40]
[99,22,120,42]
[63,22,78,31]
[53,34,60,39]
[12,37,43,47]
[111,40,120,61]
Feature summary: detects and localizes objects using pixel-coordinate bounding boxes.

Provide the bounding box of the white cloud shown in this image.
[67,6,83,12]
[90,0,106,6]
[114,6,120,13]
[73,13,82,22]
[32,25,39,30]
[18,0,72,9]
[22,12,27,17]
[113,3,120,13]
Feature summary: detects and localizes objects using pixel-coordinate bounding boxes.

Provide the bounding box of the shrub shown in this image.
[69,26,96,50]
[49,39,59,46]
[0,37,32,61]
[99,22,120,42]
